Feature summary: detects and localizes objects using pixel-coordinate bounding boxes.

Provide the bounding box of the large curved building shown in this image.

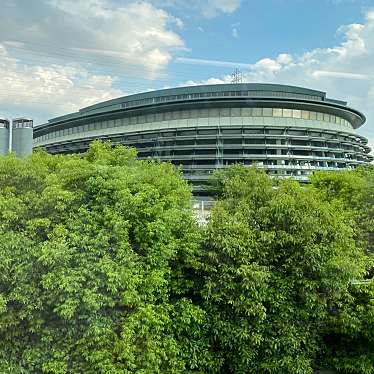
[34,83,373,195]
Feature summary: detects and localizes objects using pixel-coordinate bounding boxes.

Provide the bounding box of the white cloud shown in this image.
[180,10,374,155]
[232,28,239,38]
[0,43,124,118]
[202,0,241,18]
[312,70,370,80]
[175,57,251,69]
[149,0,241,18]
[0,0,189,121]
[0,0,185,76]
[276,53,293,65]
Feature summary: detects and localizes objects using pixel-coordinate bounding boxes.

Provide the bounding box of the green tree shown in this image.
[310,167,374,256]
[320,281,374,374]
[0,141,201,373]
[197,165,369,373]
[310,167,374,373]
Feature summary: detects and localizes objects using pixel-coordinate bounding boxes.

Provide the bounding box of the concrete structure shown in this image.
[12,118,34,157]
[0,118,10,156]
[33,83,373,196]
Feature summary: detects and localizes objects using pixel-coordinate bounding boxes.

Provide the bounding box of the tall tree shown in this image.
[310,167,374,373]
[310,167,374,256]
[197,166,369,373]
[0,141,201,373]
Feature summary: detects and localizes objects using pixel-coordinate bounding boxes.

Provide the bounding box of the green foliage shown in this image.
[310,166,374,373]
[0,141,200,373]
[0,148,373,373]
[198,166,369,373]
[321,282,374,374]
[310,166,374,256]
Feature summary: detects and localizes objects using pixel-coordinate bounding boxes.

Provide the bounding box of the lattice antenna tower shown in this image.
[231,68,243,84]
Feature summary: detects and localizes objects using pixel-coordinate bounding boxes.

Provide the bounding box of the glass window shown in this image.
[198,129,216,135]
[252,107,263,116]
[231,108,241,117]
[222,128,240,134]
[244,128,263,134]
[178,130,195,136]
[220,108,230,117]
[309,111,317,120]
[330,115,336,123]
[138,115,145,124]
[130,116,137,125]
[209,108,219,117]
[199,109,209,117]
[317,112,323,121]
[245,138,265,144]
[288,129,305,136]
[146,114,155,122]
[283,108,292,118]
[267,129,283,135]
[190,109,199,118]
[301,111,309,120]
[263,108,272,117]
[242,108,252,116]
[143,133,154,139]
[273,108,283,117]
[323,113,330,122]
[162,131,175,137]
[292,109,301,118]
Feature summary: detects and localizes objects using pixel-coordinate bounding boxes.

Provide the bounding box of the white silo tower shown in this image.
[12,117,33,157]
[0,117,10,156]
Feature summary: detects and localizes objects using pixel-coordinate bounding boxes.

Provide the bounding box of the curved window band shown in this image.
[35,107,353,143]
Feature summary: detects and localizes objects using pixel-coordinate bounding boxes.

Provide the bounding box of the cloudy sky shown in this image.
[0,0,374,151]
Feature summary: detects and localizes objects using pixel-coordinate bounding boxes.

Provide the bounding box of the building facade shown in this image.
[12,118,34,157]
[0,117,33,157]
[33,83,373,195]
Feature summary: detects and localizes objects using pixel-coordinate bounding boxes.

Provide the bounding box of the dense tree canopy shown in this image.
[0,144,372,373]
[0,142,201,373]
[310,166,374,255]
[310,167,374,373]
[196,166,371,374]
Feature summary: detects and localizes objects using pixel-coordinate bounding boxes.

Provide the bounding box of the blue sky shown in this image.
[0,0,373,149]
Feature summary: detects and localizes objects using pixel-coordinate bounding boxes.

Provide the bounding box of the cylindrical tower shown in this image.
[12,117,33,157]
[0,117,10,156]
